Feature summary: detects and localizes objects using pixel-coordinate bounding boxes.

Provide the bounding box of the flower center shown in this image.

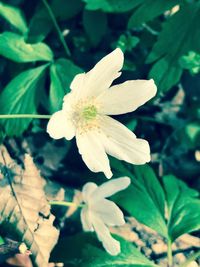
[71,100,101,134]
[82,105,97,121]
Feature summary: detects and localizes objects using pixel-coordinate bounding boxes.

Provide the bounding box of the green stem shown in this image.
[42,0,71,57]
[49,200,84,208]
[167,239,173,267]
[0,114,51,119]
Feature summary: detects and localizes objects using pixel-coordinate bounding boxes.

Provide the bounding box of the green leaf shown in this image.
[51,0,83,20]
[113,165,168,237]
[0,65,48,136]
[148,57,182,95]
[0,32,53,62]
[0,1,27,34]
[0,236,4,245]
[83,10,107,47]
[51,233,158,266]
[163,175,200,242]
[114,163,200,242]
[147,3,200,93]
[49,58,83,112]
[179,51,200,75]
[27,7,53,43]
[128,0,180,28]
[116,34,139,52]
[181,121,200,148]
[83,0,142,13]
[28,0,83,42]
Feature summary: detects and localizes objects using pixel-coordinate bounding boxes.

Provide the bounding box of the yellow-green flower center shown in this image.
[82,105,97,120]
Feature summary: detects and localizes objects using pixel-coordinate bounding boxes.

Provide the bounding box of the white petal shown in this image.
[70,48,124,99]
[47,110,75,140]
[81,206,94,231]
[69,73,86,101]
[91,177,130,200]
[91,199,125,226]
[187,262,199,267]
[91,215,120,256]
[82,182,98,202]
[70,73,85,91]
[101,116,151,164]
[97,79,157,115]
[76,131,112,178]
[62,91,76,111]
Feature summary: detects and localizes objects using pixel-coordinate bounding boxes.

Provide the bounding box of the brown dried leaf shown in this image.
[0,146,59,267]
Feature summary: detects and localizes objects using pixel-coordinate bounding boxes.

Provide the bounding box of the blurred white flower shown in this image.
[47,48,157,178]
[187,262,199,267]
[81,177,130,255]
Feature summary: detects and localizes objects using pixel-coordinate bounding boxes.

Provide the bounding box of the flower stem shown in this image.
[42,0,71,57]
[49,200,84,208]
[167,239,173,267]
[0,114,51,119]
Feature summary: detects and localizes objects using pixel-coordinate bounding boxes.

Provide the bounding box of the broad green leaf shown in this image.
[83,0,142,13]
[0,65,47,136]
[51,233,158,267]
[83,10,107,47]
[163,175,200,242]
[147,3,200,93]
[113,164,168,237]
[114,163,200,242]
[128,0,180,28]
[0,32,53,62]
[0,1,27,34]
[49,58,83,112]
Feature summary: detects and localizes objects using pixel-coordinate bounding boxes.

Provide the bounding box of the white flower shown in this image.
[187,262,199,267]
[47,48,157,178]
[80,177,131,255]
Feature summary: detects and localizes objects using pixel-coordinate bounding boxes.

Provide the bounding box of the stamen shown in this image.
[82,105,97,120]
[71,99,101,134]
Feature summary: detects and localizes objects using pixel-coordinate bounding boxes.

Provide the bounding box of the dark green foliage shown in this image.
[51,233,158,266]
[163,175,200,242]
[0,65,47,135]
[83,10,107,47]
[114,164,200,242]
[83,0,141,13]
[147,2,200,93]
[128,0,181,28]
[180,51,200,75]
